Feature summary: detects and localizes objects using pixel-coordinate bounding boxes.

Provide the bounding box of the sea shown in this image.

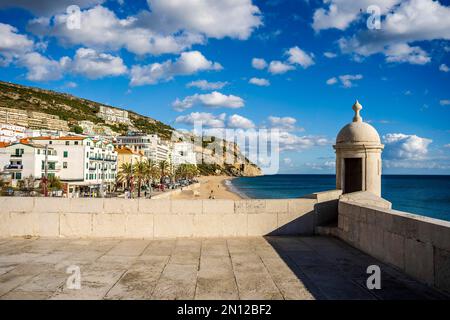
[229,175,450,222]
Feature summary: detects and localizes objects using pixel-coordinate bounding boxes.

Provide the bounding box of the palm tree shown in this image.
[133,160,147,198]
[159,160,169,181]
[145,159,158,184]
[118,163,133,190]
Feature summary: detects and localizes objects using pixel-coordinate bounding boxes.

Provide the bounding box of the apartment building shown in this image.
[0,107,69,131]
[0,142,59,187]
[0,123,26,143]
[97,106,131,125]
[115,133,171,164]
[172,142,197,166]
[30,136,118,196]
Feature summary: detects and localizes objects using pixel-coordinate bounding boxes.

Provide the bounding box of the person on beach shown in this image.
[209,190,215,199]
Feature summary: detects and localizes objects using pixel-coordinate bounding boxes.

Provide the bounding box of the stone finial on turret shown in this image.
[352,100,362,122]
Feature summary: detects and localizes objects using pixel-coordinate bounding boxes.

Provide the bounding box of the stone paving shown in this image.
[0,236,446,300]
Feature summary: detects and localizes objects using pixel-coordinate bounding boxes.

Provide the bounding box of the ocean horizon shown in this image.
[229,174,450,222]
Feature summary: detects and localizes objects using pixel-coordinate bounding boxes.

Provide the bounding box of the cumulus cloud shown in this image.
[327,74,363,88]
[186,80,228,90]
[252,58,267,69]
[337,0,450,64]
[28,5,204,56]
[312,0,400,32]
[268,60,295,74]
[286,46,315,68]
[440,64,449,72]
[249,77,270,86]
[267,116,298,131]
[383,133,432,160]
[28,1,261,56]
[440,100,450,106]
[130,51,222,86]
[227,114,255,129]
[71,48,127,79]
[172,91,244,111]
[18,52,70,81]
[278,132,330,151]
[305,161,336,170]
[0,23,34,63]
[175,112,226,128]
[143,0,262,40]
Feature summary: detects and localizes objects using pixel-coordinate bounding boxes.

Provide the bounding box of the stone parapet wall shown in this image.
[0,196,330,239]
[337,199,450,294]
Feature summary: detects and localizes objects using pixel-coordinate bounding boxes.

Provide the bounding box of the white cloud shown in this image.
[338,0,450,64]
[186,80,228,90]
[0,23,34,63]
[71,48,127,79]
[326,77,338,85]
[305,161,336,170]
[143,0,262,40]
[172,91,244,111]
[252,58,267,69]
[324,52,337,58]
[175,112,226,128]
[440,64,449,72]
[286,46,315,68]
[30,1,261,56]
[384,43,430,65]
[283,157,292,166]
[383,133,432,160]
[444,144,450,148]
[312,0,401,32]
[267,116,298,131]
[29,5,205,56]
[64,81,77,88]
[268,60,295,74]
[327,74,363,88]
[249,77,270,86]
[130,51,222,86]
[440,100,450,106]
[18,52,69,81]
[227,114,255,129]
[278,132,330,151]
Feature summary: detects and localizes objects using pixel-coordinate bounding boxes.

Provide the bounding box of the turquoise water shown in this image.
[230,175,450,221]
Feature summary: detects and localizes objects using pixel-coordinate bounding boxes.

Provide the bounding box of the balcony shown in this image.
[4,164,23,170]
[11,154,22,158]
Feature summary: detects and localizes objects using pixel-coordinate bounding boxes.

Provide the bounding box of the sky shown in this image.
[0,0,449,175]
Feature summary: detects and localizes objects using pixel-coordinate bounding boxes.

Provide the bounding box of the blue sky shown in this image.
[0,0,449,174]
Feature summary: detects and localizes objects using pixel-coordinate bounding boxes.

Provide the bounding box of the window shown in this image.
[15,172,21,180]
[37,149,40,155]
[63,162,68,169]
[75,141,79,145]
[49,141,52,144]
[86,174,88,180]
[63,151,68,158]
[65,141,70,145]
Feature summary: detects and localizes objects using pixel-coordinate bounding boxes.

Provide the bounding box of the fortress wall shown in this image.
[337,199,450,294]
[0,195,342,239]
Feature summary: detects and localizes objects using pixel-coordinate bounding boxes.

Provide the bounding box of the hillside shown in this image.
[0,80,261,177]
[0,80,173,139]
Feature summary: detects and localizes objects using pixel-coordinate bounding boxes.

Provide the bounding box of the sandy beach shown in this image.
[171,175,242,200]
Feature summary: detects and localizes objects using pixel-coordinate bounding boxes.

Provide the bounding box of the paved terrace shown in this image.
[0,236,446,300]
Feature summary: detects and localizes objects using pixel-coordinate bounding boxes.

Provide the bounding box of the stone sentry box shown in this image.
[334,101,384,196]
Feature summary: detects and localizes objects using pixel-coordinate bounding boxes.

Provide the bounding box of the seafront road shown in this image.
[0,236,446,299]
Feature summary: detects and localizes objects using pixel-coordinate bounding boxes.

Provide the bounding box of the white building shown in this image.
[0,123,26,143]
[30,136,118,196]
[116,133,171,163]
[172,142,197,166]
[0,142,60,186]
[97,106,131,125]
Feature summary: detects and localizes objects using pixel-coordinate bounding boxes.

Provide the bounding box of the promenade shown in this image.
[0,236,445,300]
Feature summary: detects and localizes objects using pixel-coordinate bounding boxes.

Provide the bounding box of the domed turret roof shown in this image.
[336,101,381,144]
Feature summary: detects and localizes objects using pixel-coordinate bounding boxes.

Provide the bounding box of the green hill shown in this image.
[0,80,174,139]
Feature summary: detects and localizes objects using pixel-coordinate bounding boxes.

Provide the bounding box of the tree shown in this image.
[70,125,84,134]
[118,163,133,190]
[145,159,158,185]
[159,160,169,180]
[48,176,62,191]
[175,164,198,180]
[133,160,147,198]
